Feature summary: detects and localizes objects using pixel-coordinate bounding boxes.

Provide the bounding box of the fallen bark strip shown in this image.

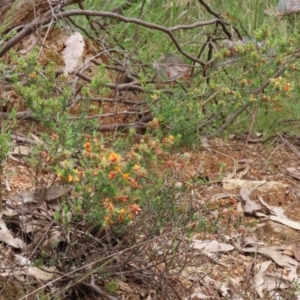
[96,115,153,133]
[0,109,32,120]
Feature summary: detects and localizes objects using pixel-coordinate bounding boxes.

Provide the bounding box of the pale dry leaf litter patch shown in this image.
[164,139,300,299]
[62,32,85,76]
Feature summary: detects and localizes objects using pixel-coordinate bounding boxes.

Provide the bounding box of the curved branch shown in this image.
[0,9,220,66]
[0,109,32,120]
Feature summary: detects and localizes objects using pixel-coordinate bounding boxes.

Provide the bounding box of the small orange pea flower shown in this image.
[240,79,247,85]
[104,215,114,225]
[229,197,237,205]
[108,202,114,211]
[75,169,85,177]
[116,195,129,202]
[163,135,174,145]
[67,174,73,182]
[51,133,59,141]
[108,171,116,180]
[118,214,125,222]
[155,148,163,155]
[118,209,126,222]
[84,142,92,153]
[122,173,130,180]
[114,166,121,172]
[102,198,111,207]
[129,204,141,215]
[73,175,80,182]
[29,72,36,79]
[128,150,136,159]
[119,208,126,214]
[129,178,139,188]
[133,164,141,171]
[109,152,120,163]
[283,84,291,92]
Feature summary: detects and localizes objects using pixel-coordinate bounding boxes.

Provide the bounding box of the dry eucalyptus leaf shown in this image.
[15,255,56,281]
[282,248,294,256]
[10,185,71,204]
[155,53,190,82]
[240,186,262,213]
[202,251,228,267]
[20,34,38,54]
[190,291,212,299]
[286,169,300,181]
[241,246,299,268]
[223,179,288,192]
[258,196,286,217]
[63,32,85,76]
[30,133,45,145]
[12,145,31,156]
[268,215,300,231]
[291,243,300,261]
[200,137,212,153]
[42,228,62,249]
[253,261,272,298]
[264,273,290,291]
[192,239,235,252]
[27,266,56,281]
[0,218,25,249]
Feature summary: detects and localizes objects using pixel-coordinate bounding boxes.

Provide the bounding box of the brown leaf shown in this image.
[291,243,300,261]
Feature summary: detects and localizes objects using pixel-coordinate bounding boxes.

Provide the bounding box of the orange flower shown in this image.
[116,195,129,202]
[84,142,92,153]
[129,204,141,215]
[118,209,126,222]
[128,150,136,158]
[283,84,291,92]
[107,202,114,211]
[114,166,121,172]
[93,169,99,176]
[108,171,116,180]
[104,215,114,225]
[119,208,126,214]
[163,135,174,145]
[109,152,120,163]
[133,164,141,171]
[102,198,111,207]
[118,214,125,222]
[29,72,36,79]
[129,178,139,188]
[122,173,130,180]
[67,174,73,182]
[75,169,85,177]
[51,133,59,141]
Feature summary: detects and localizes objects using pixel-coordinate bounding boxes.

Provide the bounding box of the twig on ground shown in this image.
[84,275,119,300]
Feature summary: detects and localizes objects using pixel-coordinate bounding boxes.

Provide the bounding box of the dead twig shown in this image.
[83,275,119,300]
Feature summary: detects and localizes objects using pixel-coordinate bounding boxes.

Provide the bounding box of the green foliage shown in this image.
[105,281,119,294]
[148,90,203,145]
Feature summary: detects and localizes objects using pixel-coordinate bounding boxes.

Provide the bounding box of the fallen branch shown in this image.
[0,109,32,120]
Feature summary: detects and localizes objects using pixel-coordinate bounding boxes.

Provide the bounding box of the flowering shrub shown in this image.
[55,134,175,228]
